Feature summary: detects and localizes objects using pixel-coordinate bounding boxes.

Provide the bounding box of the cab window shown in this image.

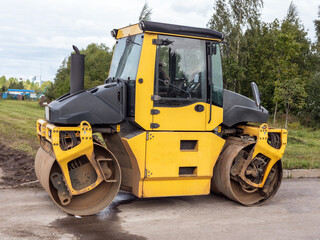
[155,35,207,106]
[210,43,223,107]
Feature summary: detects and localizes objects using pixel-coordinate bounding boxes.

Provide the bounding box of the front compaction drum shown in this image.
[35,121,121,216]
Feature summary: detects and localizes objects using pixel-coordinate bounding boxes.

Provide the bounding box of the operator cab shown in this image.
[107,21,225,131]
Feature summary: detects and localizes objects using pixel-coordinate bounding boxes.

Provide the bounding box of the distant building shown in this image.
[2,89,36,100]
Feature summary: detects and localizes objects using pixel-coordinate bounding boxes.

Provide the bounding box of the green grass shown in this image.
[267,117,320,169]
[0,99,319,169]
[282,127,320,169]
[0,99,44,155]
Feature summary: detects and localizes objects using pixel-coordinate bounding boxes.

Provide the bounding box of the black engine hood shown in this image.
[46,81,127,126]
[223,89,269,127]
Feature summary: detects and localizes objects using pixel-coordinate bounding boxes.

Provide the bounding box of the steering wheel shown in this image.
[159,79,191,98]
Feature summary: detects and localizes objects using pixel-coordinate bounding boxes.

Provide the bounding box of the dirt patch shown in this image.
[0,141,38,187]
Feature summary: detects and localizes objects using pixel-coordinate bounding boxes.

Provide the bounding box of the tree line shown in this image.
[45,1,320,127]
[0,76,51,93]
[208,1,320,128]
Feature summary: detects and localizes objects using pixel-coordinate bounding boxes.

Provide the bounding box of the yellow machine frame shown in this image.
[37,119,287,198]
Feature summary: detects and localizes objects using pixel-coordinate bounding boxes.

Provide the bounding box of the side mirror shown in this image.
[251,82,261,109]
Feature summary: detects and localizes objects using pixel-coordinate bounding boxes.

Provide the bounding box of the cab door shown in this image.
[151,35,208,131]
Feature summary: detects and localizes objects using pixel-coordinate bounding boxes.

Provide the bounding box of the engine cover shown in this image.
[223,89,269,127]
[47,81,127,125]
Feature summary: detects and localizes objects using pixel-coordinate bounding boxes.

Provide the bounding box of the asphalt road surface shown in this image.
[0,178,320,240]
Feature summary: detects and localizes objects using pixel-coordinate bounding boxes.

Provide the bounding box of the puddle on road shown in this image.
[51,191,146,240]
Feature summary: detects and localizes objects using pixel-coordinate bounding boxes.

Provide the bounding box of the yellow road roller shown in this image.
[35,21,287,215]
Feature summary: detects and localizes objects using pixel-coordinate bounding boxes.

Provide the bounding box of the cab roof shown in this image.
[113,20,224,41]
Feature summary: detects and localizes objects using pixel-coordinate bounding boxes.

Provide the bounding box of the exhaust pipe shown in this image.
[70,45,85,94]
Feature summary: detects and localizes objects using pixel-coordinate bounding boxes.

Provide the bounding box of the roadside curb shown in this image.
[283,169,320,179]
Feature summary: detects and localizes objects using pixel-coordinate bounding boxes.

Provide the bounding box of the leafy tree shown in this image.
[1,85,6,93]
[43,82,56,100]
[274,77,306,129]
[281,2,311,78]
[207,0,232,36]
[7,77,23,89]
[241,20,280,109]
[0,76,6,86]
[208,0,263,92]
[82,43,113,89]
[314,6,320,44]
[139,2,152,21]
[313,6,320,58]
[302,6,320,126]
[40,81,53,92]
[23,79,41,92]
[245,3,310,113]
[228,0,263,60]
[24,79,31,89]
[304,73,320,126]
[0,76,6,93]
[47,43,113,100]
[53,58,71,98]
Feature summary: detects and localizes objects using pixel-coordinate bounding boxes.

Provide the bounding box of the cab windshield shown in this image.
[108,34,143,80]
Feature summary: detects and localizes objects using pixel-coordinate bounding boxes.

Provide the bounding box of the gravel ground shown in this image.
[0,178,319,240]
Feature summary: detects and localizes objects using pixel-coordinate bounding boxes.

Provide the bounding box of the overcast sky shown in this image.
[0,0,319,82]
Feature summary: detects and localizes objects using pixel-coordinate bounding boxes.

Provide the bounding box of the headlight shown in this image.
[45,106,50,120]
